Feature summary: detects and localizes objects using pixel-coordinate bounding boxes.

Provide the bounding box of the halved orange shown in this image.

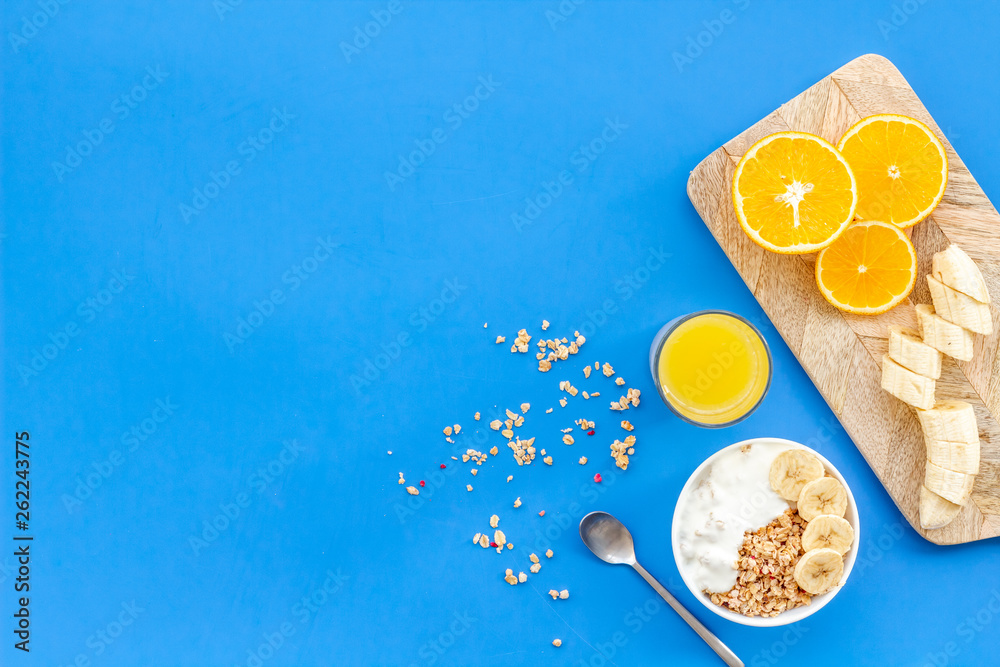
[733,132,857,254]
[836,114,947,229]
[815,220,917,315]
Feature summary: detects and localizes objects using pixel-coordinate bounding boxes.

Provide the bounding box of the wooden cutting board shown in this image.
[687,54,1000,545]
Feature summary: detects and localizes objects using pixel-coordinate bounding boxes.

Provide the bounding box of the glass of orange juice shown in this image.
[649,310,771,427]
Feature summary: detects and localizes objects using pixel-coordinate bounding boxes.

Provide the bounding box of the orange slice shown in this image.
[836,114,947,229]
[733,132,857,254]
[815,220,917,315]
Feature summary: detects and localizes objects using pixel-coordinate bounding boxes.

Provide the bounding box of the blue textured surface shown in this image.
[3,2,1000,666]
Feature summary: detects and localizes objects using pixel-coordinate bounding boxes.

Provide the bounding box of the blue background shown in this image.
[3,1,999,666]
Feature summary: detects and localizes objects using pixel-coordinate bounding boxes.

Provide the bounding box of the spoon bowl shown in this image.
[578,511,636,565]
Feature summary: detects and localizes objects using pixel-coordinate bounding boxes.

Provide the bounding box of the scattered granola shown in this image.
[467,485,473,492]
[583,365,592,379]
[490,445,499,456]
[479,534,489,548]
[615,377,625,386]
[474,412,481,420]
[562,434,574,445]
[542,320,550,330]
[506,475,513,483]
[621,420,634,431]
[559,590,569,599]
[508,436,537,466]
[543,456,553,465]
[546,549,553,558]
[559,398,567,407]
[518,572,528,583]
[548,590,559,600]
[611,435,636,470]
[545,408,553,413]
[531,563,541,574]
[490,515,499,528]
[602,363,615,377]
[496,336,506,344]
[494,530,506,549]
[578,456,588,465]
[520,402,531,414]
[454,424,461,434]
[505,569,518,585]
[443,426,453,436]
[513,497,522,508]
[406,486,419,495]
[490,420,502,431]
[471,469,478,476]
[530,553,540,564]
[708,510,812,618]
[552,639,562,647]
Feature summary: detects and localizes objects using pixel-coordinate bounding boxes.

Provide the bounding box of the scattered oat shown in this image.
[507,475,513,483]
[579,456,588,465]
[582,391,590,399]
[543,456,553,465]
[502,428,514,438]
[583,365,592,379]
[592,392,600,397]
[514,415,524,427]
[548,590,559,599]
[505,570,518,586]
[471,469,478,476]
[546,408,553,413]
[546,549,554,558]
[594,362,599,370]
[490,445,499,456]
[611,435,636,470]
[539,359,552,372]
[406,486,419,495]
[507,542,514,550]
[602,363,614,377]
[474,412,481,420]
[494,530,506,548]
[576,418,595,430]
[542,320,550,330]
[445,437,454,444]
[467,484,474,491]
[451,456,458,461]
[490,515,499,528]
[552,639,562,647]
[473,533,481,544]
[387,451,392,455]
[559,590,569,599]
[559,398,568,407]
[496,336,506,344]
[567,385,579,397]
[615,377,625,386]
[562,434,574,445]
[520,402,531,414]
[490,420,502,431]
[514,497,522,508]
[454,424,461,434]
[484,323,488,328]
[398,472,405,485]
[479,534,489,548]
[531,563,542,573]
[518,572,528,583]
[443,426,453,436]
[621,420,634,431]
[530,553,540,564]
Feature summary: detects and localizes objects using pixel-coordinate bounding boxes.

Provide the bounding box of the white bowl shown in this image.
[671,437,860,627]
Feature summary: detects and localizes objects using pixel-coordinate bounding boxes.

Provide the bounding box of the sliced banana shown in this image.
[888,326,942,379]
[793,548,844,595]
[919,485,962,530]
[769,449,825,501]
[880,354,935,410]
[925,436,980,475]
[924,460,975,505]
[932,244,990,303]
[801,515,855,554]
[927,275,993,335]
[797,476,848,521]
[917,400,979,444]
[915,304,974,361]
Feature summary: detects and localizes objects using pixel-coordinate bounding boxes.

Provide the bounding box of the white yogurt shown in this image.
[675,441,792,594]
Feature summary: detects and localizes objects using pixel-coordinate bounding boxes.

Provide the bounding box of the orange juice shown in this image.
[649,311,771,427]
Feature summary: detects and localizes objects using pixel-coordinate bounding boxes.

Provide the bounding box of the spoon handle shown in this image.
[632,562,743,667]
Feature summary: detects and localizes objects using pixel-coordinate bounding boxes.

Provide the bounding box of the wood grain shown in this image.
[687,54,1000,545]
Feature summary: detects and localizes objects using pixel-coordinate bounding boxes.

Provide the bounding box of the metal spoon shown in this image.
[579,511,743,667]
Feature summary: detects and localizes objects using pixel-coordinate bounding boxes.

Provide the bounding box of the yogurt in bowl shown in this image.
[671,438,860,627]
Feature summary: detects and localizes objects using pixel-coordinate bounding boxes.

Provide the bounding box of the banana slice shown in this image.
[797,477,848,521]
[793,548,844,595]
[927,276,993,335]
[769,449,825,501]
[925,436,980,475]
[919,485,962,530]
[801,515,855,554]
[880,354,935,410]
[932,244,990,303]
[888,326,942,379]
[917,400,979,444]
[915,304,974,361]
[924,460,974,505]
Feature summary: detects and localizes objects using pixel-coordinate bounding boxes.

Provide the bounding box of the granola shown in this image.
[708,510,812,618]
